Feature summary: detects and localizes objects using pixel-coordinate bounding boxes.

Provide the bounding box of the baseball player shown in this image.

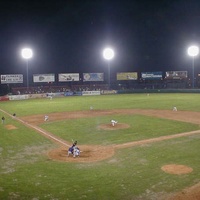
[67,142,80,157]
[67,146,74,156]
[2,116,5,124]
[111,119,118,127]
[173,106,177,111]
[72,140,77,147]
[73,146,80,157]
[44,115,49,121]
[67,140,77,156]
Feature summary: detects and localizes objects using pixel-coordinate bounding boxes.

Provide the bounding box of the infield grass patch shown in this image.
[40,114,199,145]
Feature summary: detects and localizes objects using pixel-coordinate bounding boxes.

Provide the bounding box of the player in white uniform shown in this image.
[111,120,118,126]
[173,106,177,111]
[44,115,49,121]
[73,147,80,157]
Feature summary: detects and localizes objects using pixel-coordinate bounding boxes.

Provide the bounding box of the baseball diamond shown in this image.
[1,94,200,200]
[14,109,200,163]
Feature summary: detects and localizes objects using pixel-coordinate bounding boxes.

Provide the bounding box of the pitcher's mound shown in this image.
[161,164,193,174]
[98,123,130,130]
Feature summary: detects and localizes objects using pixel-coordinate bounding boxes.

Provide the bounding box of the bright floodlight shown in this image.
[187,45,199,89]
[187,46,199,57]
[103,47,115,90]
[21,48,33,90]
[21,48,33,59]
[103,48,114,60]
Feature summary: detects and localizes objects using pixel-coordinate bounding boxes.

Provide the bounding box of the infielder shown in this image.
[173,106,177,111]
[44,115,49,121]
[111,119,118,127]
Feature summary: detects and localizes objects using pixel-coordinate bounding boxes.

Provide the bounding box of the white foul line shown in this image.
[0,108,70,147]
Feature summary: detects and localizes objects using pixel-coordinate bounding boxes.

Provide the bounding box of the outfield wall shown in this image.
[4,89,200,101]
[118,89,200,94]
[0,95,9,101]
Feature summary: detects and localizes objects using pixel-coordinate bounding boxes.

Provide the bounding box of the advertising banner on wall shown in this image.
[165,71,188,79]
[8,95,29,100]
[58,73,79,82]
[83,73,104,81]
[141,71,163,79]
[82,91,101,95]
[1,74,23,84]
[33,74,55,83]
[117,72,137,80]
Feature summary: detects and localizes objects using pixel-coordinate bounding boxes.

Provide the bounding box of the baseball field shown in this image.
[1,93,200,199]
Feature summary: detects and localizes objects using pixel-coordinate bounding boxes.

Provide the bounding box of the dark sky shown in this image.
[1,0,200,76]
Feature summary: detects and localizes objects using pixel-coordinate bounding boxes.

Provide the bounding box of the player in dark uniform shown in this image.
[2,116,5,124]
[67,141,78,156]
[72,141,77,147]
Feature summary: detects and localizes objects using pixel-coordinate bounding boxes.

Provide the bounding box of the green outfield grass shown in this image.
[0,93,200,199]
[1,93,200,116]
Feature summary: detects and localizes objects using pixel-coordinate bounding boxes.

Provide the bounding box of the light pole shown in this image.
[21,48,33,90]
[187,46,199,88]
[103,48,114,89]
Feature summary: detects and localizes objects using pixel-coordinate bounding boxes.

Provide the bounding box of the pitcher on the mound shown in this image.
[111,119,118,127]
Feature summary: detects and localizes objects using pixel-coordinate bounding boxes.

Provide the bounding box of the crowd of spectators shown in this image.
[12,85,71,95]
[11,84,108,95]
[10,79,193,95]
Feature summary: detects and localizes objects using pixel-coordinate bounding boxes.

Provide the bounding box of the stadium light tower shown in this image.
[187,45,199,88]
[103,47,114,89]
[21,48,33,90]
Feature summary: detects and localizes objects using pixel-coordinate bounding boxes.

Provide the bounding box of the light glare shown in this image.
[187,46,199,57]
[21,48,33,59]
[103,48,114,60]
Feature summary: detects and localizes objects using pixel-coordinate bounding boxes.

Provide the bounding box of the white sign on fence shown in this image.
[1,74,23,84]
[33,74,55,82]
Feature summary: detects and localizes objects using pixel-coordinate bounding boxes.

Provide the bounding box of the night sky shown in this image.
[1,0,200,76]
